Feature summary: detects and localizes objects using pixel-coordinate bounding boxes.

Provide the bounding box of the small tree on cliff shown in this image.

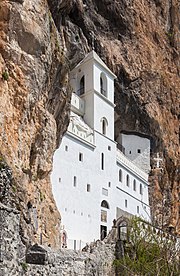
[114,217,180,276]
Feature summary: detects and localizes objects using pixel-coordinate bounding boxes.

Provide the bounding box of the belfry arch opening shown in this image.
[78,75,85,96]
[101,117,108,135]
[100,72,107,97]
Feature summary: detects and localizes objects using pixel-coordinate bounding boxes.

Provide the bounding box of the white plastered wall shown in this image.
[118,134,151,173]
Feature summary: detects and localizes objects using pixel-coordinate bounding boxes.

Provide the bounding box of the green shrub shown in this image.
[2,70,9,81]
[21,262,28,272]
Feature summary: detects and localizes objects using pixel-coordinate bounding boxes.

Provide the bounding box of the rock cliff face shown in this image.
[0,0,179,248]
[0,0,71,247]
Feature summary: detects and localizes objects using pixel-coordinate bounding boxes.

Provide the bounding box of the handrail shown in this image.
[77,87,85,96]
[100,87,107,96]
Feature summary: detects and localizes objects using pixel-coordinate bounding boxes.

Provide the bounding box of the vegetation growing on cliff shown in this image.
[114,217,180,276]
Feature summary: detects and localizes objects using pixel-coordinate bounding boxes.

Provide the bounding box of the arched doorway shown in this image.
[100,200,109,240]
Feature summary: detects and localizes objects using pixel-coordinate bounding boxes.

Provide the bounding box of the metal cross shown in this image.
[154,153,163,168]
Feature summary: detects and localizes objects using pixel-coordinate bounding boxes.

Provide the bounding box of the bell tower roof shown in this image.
[74,50,117,79]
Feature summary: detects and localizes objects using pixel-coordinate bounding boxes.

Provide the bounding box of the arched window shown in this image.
[102,119,106,135]
[140,184,143,195]
[119,169,122,182]
[101,117,108,135]
[101,200,109,209]
[79,76,85,95]
[126,174,129,187]
[133,180,136,191]
[100,72,107,97]
[101,153,104,170]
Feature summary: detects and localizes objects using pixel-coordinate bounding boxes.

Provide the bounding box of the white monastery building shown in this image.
[51,51,151,250]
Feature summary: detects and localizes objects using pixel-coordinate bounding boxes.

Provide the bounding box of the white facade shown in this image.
[51,51,151,250]
[117,133,151,173]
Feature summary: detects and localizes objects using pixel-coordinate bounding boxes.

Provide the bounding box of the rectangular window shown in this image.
[125,199,127,208]
[87,184,91,192]
[101,153,104,170]
[74,240,76,250]
[79,152,83,161]
[73,176,77,187]
[102,188,108,196]
[101,210,107,222]
[137,206,139,214]
[59,177,61,183]
[65,145,68,151]
[108,146,111,151]
[108,182,111,188]
[137,149,141,153]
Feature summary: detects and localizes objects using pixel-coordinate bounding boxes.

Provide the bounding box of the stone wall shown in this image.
[0,203,115,276]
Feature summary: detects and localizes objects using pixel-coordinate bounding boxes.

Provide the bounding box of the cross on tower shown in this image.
[154,153,163,168]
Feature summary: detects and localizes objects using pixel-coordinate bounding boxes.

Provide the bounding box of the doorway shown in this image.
[100,225,107,240]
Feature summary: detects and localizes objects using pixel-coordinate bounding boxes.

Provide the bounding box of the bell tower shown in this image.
[70,51,116,140]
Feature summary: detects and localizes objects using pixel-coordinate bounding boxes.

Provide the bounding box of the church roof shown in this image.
[74,50,117,78]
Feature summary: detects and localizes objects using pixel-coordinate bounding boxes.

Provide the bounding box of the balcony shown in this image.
[68,115,94,145]
[71,92,85,116]
[100,88,107,97]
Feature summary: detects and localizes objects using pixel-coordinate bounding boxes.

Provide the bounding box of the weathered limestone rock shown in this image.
[0,0,71,247]
[1,204,115,276]
[26,244,47,265]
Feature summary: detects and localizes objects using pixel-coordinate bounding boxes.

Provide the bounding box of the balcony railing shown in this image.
[71,93,85,115]
[117,143,125,154]
[100,88,107,97]
[77,87,85,96]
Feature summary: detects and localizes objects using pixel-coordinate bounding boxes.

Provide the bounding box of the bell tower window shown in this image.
[100,72,107,97]
[101,117,108,135]
[78,75,85,96]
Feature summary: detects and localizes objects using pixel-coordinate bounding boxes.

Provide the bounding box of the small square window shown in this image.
[108,146,111,151]
[137,149,141,153]
[79,152,83,161]
[102,188,108,196]
[108,182,111,188]
[65,145,68,151]
[87,184,91,192]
